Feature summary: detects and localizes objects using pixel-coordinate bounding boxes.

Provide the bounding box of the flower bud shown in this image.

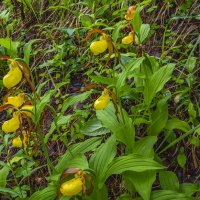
[125,6,136,21]
[94,89,110,110]
[21,105,33,117]
[12,135,28,148]
[3,60,22,89]
[2,112,20,133]
[90,38,108,55]
[122,32,134,45]
[60,177,83,197]
[6,93,25,108]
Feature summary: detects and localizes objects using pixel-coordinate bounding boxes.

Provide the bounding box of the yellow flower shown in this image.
[90,37,108,55]
[60,177,83,197]
[12,135,28,148]
[6,93,25,108]
[3,60,22,89]
[125,6,136,21]
[94,89,110,110]
[122,32,134,45]
[21,105,33,117]
[2,112,20,133]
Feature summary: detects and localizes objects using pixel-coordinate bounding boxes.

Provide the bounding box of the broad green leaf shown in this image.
[165,118,190,132]
[0,166,9,187]
[117,194,133,200]
[80,14,92,27]
[140,24,150,43]
[147,56,160,73]
[112,21,126,42]
[61,91,92,113]
[177,147,186,168]
[28,185,57,200]
[159,171,179,191]
[144,63,175,105]
[0,38,20,57]
[132,7,142,35]
[133,136,157,158]
[185,57,197,73]
[95,5,109,17]
[147,97,169,136]
[151,190,195,200]
[117,57,144,92]
[9,156,24,165]
[189,136,200,147]
[23,39,37,66]
[179,183,199,197]
[188,101,196,122]
[0,187,20,196]
[0,10,10,23]
[96,103,135,152]
[104,154,163,182]
[89,135,116,187]
[125,171,156,200]
[63,154,89,170]
[90,75,116,85]
[55,137,101,173]
[81,118,109,136]
[86,184,108,200]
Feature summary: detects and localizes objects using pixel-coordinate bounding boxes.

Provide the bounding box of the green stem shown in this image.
[158,124,200,154]
[36,123,55,175]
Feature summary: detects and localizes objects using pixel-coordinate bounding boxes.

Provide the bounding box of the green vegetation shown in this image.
[0,0,199,199]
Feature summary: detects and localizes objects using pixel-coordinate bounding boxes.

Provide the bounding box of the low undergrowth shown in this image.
[0,0,199,200]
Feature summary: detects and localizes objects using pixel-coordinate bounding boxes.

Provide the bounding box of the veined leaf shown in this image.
[144,63,175,105]
[0,38,19,57]
[132,7,142,35]
[90,135,116,187]
[151,190,195,200]
[133,136,157,158]
[96,103,135,152]
[0,166,9,187]
[0,187,20,196]
[104,154,163,182]
[124,171,156,200]
[90,75,116,86]
[28,185,57,200]
[55,137,101,173]
[117,57,144,92]
[140,24,150,43]
[147,97,169,136]
[165,118,190,133]
[23,39,37,66]
[159,171,179,191]
[81,118,109,136]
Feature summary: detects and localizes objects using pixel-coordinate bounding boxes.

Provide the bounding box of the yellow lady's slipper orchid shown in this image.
[21,105,33,117]
[90,37,108,55]
[94,89,110,110]
[12,135,28,148]
[125,6,136,21]
[2,112,20,133]
[3,60,22,89]
[122,32,134,45]
[6,93,25,108]
[60,177,83,197]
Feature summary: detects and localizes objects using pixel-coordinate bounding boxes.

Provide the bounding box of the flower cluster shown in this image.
[1,59,34,148]
[121,5,136,45]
